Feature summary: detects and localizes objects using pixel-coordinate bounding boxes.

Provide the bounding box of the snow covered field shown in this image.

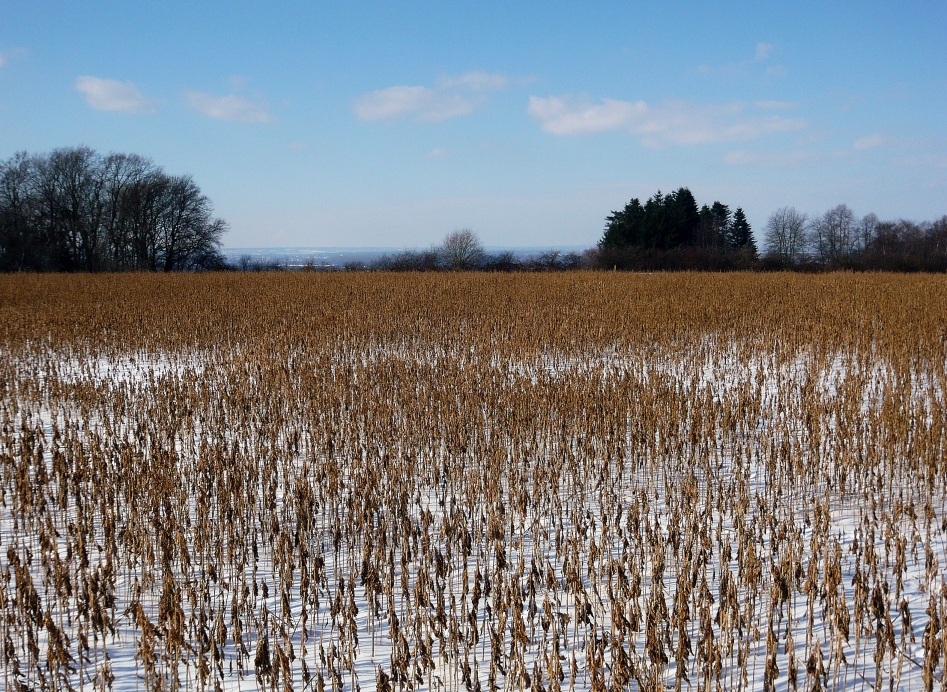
[1,273,945,692]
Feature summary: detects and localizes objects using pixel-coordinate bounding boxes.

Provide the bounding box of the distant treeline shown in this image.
[235,230,589,272]
[4,151,945,274]
[595,187,759,270]
[364,247,585,272]
[594,188,947,272]
[0,147,227,272]
[761,205,947,272]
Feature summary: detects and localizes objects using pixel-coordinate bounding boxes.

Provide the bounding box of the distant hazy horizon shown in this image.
[220,244,593,268]
[221,244,593,252]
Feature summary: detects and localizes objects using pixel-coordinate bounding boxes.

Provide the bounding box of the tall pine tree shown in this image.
[600,188,757,262]
[599,187,700,250]
[726,208,757,256]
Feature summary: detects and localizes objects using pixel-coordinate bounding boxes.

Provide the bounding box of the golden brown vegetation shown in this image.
[0,272,945,692]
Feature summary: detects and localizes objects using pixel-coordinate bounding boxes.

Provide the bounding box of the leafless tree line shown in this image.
[764,205,947,270]
[365,230,586,272]
[0,147,228,272]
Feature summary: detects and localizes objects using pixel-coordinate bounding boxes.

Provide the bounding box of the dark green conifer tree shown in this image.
[599,187,700,250]
[727,208,757,255]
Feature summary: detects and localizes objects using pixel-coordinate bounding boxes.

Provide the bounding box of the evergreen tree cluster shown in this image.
[599,187,757,256]
[0,147,228,272]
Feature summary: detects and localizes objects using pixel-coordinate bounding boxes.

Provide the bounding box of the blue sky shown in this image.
[1,2,945,248]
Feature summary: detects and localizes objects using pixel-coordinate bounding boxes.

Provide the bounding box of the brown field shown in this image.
[1,272,946,692]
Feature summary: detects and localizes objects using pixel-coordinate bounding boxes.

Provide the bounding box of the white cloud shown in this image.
[853,133,886,150]
[699,44,776,76]
[354,71,510,123]
[723,149,816,167]
[436,71,509,92]
[185,91,271,123]
[75,76,154,114]
[425,148,450,158]
[354,86,476,122]
[528,96,806,146]
[528,96,648,135]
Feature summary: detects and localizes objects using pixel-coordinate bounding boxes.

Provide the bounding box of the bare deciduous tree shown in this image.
[438,228,485,270]
[856,213,879,253]
[0,147,227,271]
[0,152,39,271]
[763,207,808,264]
[810,204,857,265]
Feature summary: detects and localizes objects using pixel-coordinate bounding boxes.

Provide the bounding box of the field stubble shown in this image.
[0,272,945,692]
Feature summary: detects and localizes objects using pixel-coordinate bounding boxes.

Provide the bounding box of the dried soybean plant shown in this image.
[0,271,945,692]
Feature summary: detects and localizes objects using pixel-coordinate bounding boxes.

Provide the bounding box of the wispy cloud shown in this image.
[699,44,785,78]
[354,71,509,122]
[0,52,6,68]
[425,148,450,158]
[528,96,806,147]
[75,76,154,114]
[755,100,797,110]
[528,97,646,136]
[436,71,509,92]
[354,86,475,122]
[723,149,816,167]
[185,91,271,123]
[853,133,886,150]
